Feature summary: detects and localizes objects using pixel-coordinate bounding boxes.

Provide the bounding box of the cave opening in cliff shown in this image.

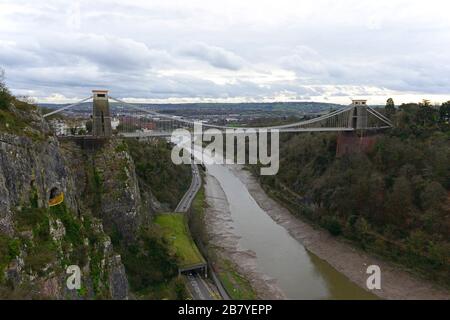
[49,186,64,207]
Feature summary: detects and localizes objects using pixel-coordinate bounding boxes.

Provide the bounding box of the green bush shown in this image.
[0,235,21,269]
[126,139,191,210]
[120,225,178,292]
[322,216,342,236]
[24,241,56,274]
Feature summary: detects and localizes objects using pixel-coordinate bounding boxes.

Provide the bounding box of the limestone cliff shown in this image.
[59,140,144,242]
[0,101,130,299]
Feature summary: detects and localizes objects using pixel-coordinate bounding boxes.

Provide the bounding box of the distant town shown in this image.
[41,101,342,136]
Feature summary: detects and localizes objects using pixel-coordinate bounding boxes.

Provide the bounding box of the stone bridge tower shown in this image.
[92,90,112,137]
[347,99,368,130]
[338,99,378,156]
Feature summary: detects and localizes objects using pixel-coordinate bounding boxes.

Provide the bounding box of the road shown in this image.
[185,273,218,300]
[175,160,201,213]
[173,160,219,300]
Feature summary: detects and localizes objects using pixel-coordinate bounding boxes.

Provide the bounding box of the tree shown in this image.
[385,98,395,118]
[420,181,447,211]
[420,99,431,107]
[0,69,11,110]
[439,101,450,124]
[384,176,415,226]
[417,100,439,127]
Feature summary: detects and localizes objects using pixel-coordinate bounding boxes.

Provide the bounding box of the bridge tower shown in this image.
[338,99,376,156]
[347,99,368,130]
[92,90,112,137]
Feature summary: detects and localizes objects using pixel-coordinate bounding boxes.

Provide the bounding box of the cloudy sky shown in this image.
[1,0,450,104]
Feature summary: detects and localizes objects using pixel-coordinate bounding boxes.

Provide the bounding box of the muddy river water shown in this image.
[206,164,376,299]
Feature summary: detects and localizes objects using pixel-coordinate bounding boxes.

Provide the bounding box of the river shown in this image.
[205,164,376,300]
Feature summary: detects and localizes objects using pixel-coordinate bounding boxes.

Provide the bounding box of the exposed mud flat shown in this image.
[228,165,450,300]
[204,173,287,300]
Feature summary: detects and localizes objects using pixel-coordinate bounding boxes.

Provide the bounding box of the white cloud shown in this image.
[1,0,450,104]
[177,42,245,70]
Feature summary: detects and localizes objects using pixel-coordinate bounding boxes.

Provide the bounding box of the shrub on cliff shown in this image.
[0,69,11,111]
[126,139,191,210]
[119,225,178,293]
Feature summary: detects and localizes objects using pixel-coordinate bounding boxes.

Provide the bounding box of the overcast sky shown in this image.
[1,0,450,104]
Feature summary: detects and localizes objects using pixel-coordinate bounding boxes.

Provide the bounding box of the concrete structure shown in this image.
[348,99,369,130]
[92,90,112,137]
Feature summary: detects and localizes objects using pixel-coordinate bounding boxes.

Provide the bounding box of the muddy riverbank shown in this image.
[228,165,450,300]
[204,164,375,299]
[204,173,286,299]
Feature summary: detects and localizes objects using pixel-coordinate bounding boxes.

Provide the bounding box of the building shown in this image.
[49,120,68,136]
[111,117,120,130]
[141,122,156,130]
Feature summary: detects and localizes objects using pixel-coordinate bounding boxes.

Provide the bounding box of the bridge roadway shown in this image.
[118,127,358,139]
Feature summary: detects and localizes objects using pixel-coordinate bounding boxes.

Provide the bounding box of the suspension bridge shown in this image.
[42,90,393,138]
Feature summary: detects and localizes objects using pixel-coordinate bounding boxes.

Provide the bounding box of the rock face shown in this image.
[60,139,149,243]
[108,254,129,300]
[0,132,75,235]
[93,142,145,243]
[0,104,132,299]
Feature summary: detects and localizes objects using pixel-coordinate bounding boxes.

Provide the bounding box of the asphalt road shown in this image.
[185,273,217,300]
[175,160,201,213]
[174,160,218,300]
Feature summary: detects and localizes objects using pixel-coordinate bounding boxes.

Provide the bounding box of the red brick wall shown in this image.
[336,132,378,156]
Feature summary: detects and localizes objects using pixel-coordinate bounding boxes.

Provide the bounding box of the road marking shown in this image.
[199,276,216,300]
[188,275,205,300]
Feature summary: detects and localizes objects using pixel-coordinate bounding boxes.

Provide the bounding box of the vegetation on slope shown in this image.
[0,70,47,140]
[1,195,112,299]
[252,100,450,285]
[154,213,205,268]
[189,186,208,247]
[125,139,191,211]
[79,141,186,299]
[115,224,185,299]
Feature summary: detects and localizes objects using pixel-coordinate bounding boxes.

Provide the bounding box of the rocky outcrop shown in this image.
[93,142,145,243]
[0,104,130,299]
[108,254,129,300]
[0,132,76,235]
[60,139,148,244]
[137,179,162,216]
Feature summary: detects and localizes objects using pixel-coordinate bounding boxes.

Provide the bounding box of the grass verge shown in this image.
[216,257,257,300]
[154,213,205,269]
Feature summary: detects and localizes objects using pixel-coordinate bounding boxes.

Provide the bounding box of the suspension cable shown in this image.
[43,96,93,118]
[109,96,353,130]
